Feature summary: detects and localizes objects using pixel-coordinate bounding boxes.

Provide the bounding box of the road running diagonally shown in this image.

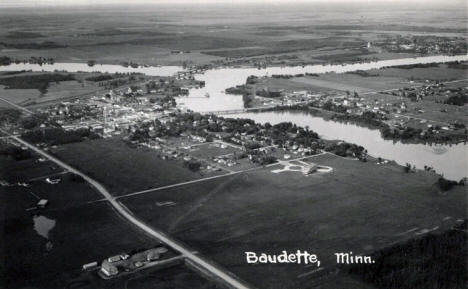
[3,130,252,289]
[0,96,33,114]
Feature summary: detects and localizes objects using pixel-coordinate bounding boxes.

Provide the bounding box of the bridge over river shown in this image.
[200,104,294,115]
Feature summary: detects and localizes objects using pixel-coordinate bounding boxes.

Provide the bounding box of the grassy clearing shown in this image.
[27,80,100,106]
[0,71,101,106]
[376,64,467,81]
[4,31,45,39]
[315,73,410,92]
[257,77,338,94]
[1,151,221,289]
[1,195,157,289]
[203,37,366,57]
[51,137,224,195]
[186,143,241,159]
[0,73,74,91]
[0,156,63,183]
[0,86,39,106]
[122,153,466,289]
[121,266,222,289]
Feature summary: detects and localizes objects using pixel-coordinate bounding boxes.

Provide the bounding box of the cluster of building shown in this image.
[377,36,467,55]
[39,85,181,138]
[282,144,316,159]
[212,53,303,68]
[146,76,204,97]
[382,82,468,105]
[96,247,182,278]
[138,135,226,172]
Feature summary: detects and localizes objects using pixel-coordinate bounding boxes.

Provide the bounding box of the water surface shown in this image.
[33,215,56,239]
[229,111,467,180]
[1,54,467,179]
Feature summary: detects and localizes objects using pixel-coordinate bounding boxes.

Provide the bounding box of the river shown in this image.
[1,54,467,179]
[229,111,467,180]
[0,62,182,76]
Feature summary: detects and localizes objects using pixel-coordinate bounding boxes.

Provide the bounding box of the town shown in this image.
[0,2,467,289]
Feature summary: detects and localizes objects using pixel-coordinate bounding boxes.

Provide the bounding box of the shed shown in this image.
[37,199,49,208]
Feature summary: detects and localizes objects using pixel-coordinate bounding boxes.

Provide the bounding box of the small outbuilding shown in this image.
[37,199,49,208]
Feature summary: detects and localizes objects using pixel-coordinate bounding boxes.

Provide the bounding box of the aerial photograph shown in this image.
[0,0,466,288]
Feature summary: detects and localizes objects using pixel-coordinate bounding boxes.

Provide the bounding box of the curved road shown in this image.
[6,131,251,289]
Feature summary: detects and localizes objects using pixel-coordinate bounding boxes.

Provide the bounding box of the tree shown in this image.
[38,84,48,95]
[184,159,201,172]
[0,109,21,124]
[404,163,411,173]
[437,177,457,191]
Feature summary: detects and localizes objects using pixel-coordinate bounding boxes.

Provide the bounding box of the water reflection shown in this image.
[177,54,468,112]
[33,215,56,239]
[228,111,467,180]
[1,54,467,179]
[0,62,182,76]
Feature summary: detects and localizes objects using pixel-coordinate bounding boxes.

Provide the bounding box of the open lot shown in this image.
[0,160,101,211]
[0,187,159,289]
[0,86,39,108]
[0,150,225,289]
[307,73,411,93]
[0,155,63,183]
[375,63,468,81]
[185,142,242,159]
[121,153,466,289]
[25,80,101,106]
[0,71,104,108]
[96,265,223,289]
[0,140,226,289]
[51,137,226,196]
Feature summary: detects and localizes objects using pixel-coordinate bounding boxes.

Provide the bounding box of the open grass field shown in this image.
[0,85,39,107]
[0,143,224,289]
[25,80,101,106]
[309,73,411,93]
[375,63,468,81]
[60,265,223,289]
[1,3,466,66]
[283,63,467,94]
[0,71,102,109]
[120,153,466,289]
[113,266,223,289]
[0,160,101,212]
[257,77,339,94]
[51,137,225,196]
[0,172,159,289]
[0,155,63,182]
[185,142,241,159]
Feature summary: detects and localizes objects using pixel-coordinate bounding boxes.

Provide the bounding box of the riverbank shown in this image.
[227,110,467,181]
[262,104,468,145]
[1,54,467,180]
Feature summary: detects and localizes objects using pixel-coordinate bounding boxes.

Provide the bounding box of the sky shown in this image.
[0,0,463,7]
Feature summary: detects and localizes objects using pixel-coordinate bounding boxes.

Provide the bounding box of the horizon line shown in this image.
[1,0,466,9]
